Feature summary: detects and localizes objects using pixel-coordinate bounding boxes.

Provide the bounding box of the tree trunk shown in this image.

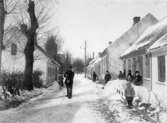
[0,0,5,82]
[23,0,38,90]
[23,36,35,90]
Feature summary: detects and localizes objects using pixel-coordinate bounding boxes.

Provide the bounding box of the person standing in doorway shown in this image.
[64,66,75,99]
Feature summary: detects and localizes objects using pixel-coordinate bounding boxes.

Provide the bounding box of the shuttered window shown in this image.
[138,56,143,76]
[145,55,150,78]
[158,55,166,82]
[132,58,137,73]
[11,43,17,55]
[128,59,131,70]
[123,60,126,70]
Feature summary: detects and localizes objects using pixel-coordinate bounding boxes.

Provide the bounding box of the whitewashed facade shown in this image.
[148,34,167,108]
[2,27,60,86]
[121,16,167,91]
[87,13,158,81]
[107,13,158,75]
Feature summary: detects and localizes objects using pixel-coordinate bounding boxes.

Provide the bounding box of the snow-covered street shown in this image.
[0,75,104,123]
[0,75,164,123]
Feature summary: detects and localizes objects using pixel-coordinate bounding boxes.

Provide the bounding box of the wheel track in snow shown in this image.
[87,99,152,123]
[87,100,119,123]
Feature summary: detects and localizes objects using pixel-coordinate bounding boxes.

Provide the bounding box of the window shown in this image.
[145,55,150,78]
[128,59,131,70]
[138,56,143,76]
[158,55,166,82]
[11,43,17,55]
[132,58,137,73]
[123,60,126,70]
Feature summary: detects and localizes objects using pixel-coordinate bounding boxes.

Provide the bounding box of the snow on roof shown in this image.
[4,26,60,67]
[149,33,167,50]
[121,16,167,57]
[106,13,157,74]
[89,58,96,65]
[87,57,102,69]
[93,57,102,65]
[35,44,60,67]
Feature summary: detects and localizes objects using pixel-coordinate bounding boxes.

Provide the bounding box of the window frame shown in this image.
[11,43,17,55]
[157,55,166,82]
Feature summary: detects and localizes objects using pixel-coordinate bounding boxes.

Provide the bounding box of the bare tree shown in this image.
[63,51,72,71]
[0,0,57,90]
[45,35,62,59]
[19,0,55,90]
[19,0,39,90]
[73,58,84,73]
[0,1,5,80]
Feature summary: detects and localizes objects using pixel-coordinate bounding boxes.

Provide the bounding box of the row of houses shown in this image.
[1,26,61,87]
[87,13,158,80]
[87,13,167,106]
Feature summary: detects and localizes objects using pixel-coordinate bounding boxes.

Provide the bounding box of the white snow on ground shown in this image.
[34,75,102,110]
[103,79,127,101]
[72,104,106,123]
[103,79,159,107]
[102,79,167,123]
[0,74,106,123]
[0,75,166,123]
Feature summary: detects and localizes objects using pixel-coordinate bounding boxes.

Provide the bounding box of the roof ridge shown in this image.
[110,13,158,46]
[35,44,60,67]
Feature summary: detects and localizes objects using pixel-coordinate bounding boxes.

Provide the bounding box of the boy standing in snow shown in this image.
[125,82,135,108]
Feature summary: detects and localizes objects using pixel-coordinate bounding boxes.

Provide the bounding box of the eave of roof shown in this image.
[121,16,167,58]
[149,33,167,51]
[35,44,61,67]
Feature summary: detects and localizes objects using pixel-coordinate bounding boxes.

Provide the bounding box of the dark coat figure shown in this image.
[64,66,75,99]
[104,71,111,84]
[92,71,97,82]
[126,70,133,81]
[123,69,126,79]
[118,71,123,79]
[134,71,142,86]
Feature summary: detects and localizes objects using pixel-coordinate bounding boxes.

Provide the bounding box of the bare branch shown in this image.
[4,0,19,15]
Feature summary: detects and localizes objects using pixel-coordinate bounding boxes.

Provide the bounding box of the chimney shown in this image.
[133,16,140,25]
[108,41,112,45]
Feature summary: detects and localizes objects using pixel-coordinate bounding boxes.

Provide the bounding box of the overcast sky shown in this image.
[53,0,167,58]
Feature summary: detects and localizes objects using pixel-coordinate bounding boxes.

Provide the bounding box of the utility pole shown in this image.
[84,40,87,78]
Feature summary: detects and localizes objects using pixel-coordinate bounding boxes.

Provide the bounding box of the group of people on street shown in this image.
[118,69,126,79]
[118,69,143,86]
[58,66,75,99]
[126,70,143,85]
[92,69,136,108]
[123,70,143,108]
[62,66,142,107]
[92,70,112,84]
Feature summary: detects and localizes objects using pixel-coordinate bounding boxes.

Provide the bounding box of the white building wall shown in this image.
[1,46,58,86]
[152,55,167,108]
[107,14,158,75]
[33,59,47,84]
